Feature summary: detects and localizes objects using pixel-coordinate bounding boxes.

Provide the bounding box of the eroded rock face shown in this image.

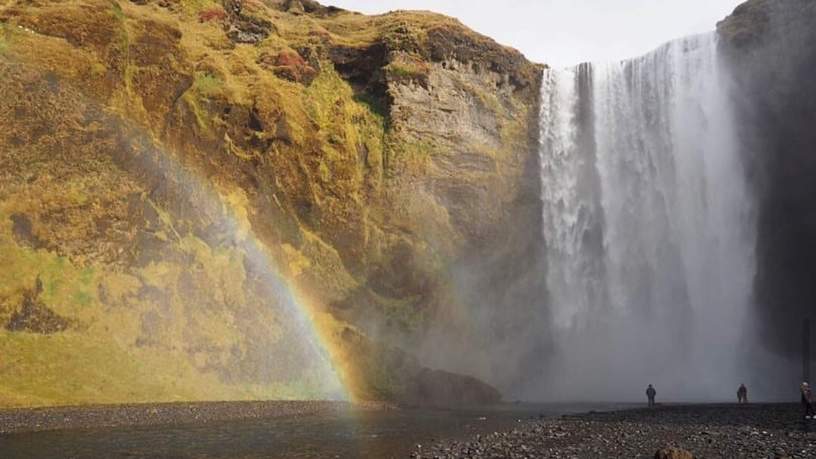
[0,0,543,405]
[718,0,816,366]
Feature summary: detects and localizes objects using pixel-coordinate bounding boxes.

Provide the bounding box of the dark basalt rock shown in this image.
[424,26,538,95]
[225,15,274,44]
[6,278,70,334]
[718,0,816,362]
[327,43,391,111]
[406,368,501,407]
[716,0,772,49]
[223,0,275,44]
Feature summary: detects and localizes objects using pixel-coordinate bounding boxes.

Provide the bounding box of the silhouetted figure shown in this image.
[801,382,815,419]
[737,384,748,403]
[646,384,657,407]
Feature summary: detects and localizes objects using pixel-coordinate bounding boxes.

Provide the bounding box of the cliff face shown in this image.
[0,0,543,406]
[718,0,816,361]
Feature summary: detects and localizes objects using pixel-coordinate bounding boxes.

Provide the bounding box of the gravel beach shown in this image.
[0,400,386,435]
[415,404,816,458]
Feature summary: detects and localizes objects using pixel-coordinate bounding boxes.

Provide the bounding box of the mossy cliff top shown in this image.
[0,0,543,406]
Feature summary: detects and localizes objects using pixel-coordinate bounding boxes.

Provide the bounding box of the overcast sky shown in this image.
[325,0,744,67]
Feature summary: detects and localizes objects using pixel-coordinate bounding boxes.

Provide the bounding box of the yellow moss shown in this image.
[193,71,224,97]
[110,0,125,21]
[90,61,107,76]
[180,0,218,16]
[282,243,311,278]
[139,260,182,292]
[0,330,290,408]
[0,24,8,55]
[222,188,252,242]
[385,54,430,81]
[180,72,227,132]
[0,216,94,323]
[100,272,143,304]
[0,207,318,408]
[182,91,210,131]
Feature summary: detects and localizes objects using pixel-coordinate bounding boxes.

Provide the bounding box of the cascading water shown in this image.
[539,33,758,401]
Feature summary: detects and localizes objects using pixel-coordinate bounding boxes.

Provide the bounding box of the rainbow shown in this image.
[126,128,353,401]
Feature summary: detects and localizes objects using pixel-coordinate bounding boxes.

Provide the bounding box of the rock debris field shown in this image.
[0,400,387,435]
[415,404,816,458]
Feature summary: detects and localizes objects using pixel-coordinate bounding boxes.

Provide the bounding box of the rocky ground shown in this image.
[414,404,816,459]
[0,400,387,434]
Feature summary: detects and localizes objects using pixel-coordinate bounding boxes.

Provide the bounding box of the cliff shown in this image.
[0,0,543,406]
[718,0,816,361]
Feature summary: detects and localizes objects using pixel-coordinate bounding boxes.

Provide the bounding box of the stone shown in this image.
[655,447,694,459]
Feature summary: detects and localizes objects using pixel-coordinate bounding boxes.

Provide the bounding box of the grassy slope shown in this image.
[0,0,538,406]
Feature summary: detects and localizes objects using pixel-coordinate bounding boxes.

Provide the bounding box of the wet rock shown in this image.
[0,401,385,434]
[405,368,501,406]
[419,404,816,458]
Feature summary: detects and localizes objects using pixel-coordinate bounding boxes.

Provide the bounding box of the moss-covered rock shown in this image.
[0,0,544,406]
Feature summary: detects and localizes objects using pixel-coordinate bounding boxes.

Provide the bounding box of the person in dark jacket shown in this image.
[737,384,748,403]
[646,384,657,407]
[802,382,815,419]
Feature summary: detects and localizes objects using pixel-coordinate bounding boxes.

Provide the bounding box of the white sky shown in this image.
[325,0,744,67]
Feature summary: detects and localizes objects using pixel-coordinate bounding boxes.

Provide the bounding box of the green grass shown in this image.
[193,72,223,96]
[303,64,386,161]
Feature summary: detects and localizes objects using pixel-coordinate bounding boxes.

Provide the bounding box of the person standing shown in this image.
[737,384,748,404]
[646,384,657,407]
[801,382,815,419]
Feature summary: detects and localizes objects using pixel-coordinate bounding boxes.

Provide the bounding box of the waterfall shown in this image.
[539,33,757,401]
